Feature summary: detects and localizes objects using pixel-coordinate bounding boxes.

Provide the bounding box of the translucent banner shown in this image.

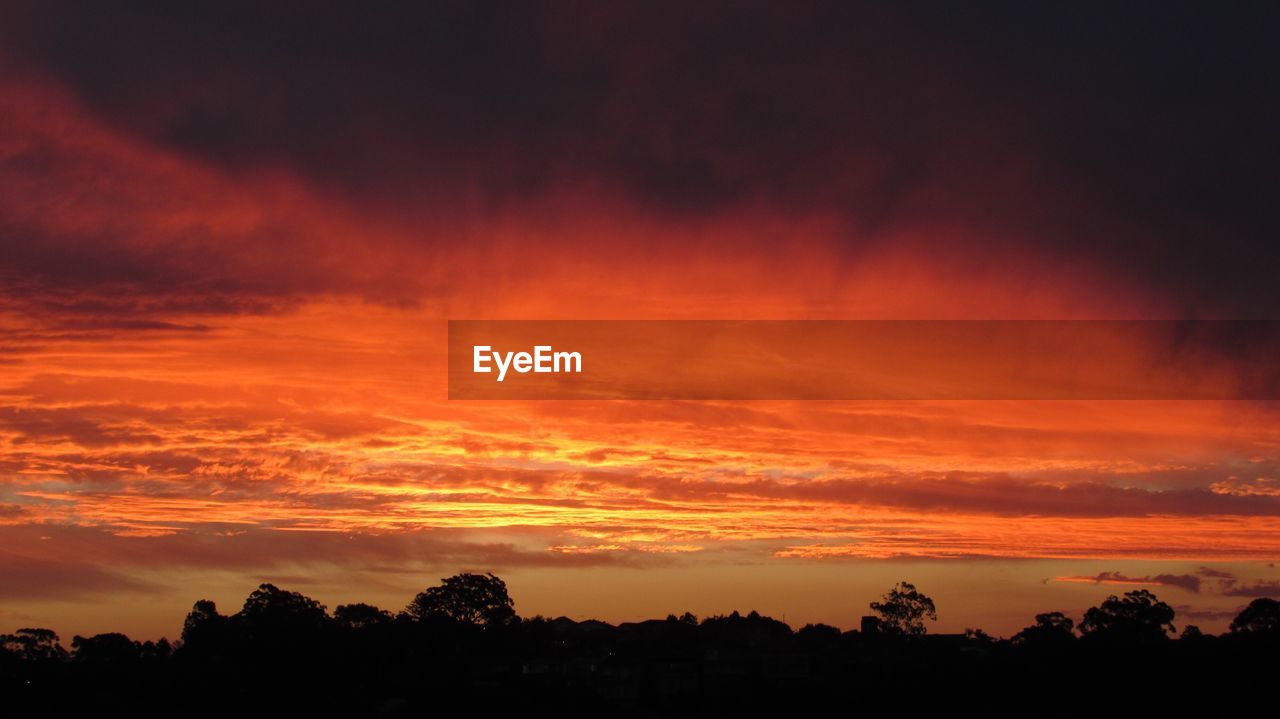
[447,320,1280,400]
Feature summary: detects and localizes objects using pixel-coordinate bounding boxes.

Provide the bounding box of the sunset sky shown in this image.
[2,2,1279,639]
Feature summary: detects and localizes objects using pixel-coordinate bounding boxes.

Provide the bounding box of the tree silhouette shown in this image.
[868,582,937,636]
[404,572,516,626]
[1229,597,1280,634]
[697,610,793,650]
[964,627,995,644]
[231,583,331,654]
[0,628,67,662]
[1079,589,1175,643]
[71,633,140,663]
[335,603,393,630]
[181,599,227,647]
[8,571,1280,715]
[239,583,329,628]
[138,638,173,660]
[1012,611,1076,645]
[797,623,842,641]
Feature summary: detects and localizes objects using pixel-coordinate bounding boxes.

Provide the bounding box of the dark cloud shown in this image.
[1061,570,1280,598]
[0,401,418,455]
[0,103,405,322]
[1060,571,1202,593]
[0,554,158,600]
[1222,580,1280,598]
[640,472,1280,518]
[1,1,1277,314]
[0,522,682,607]
[0,406,167,448]
[0,524,674,578]
[1173,604,1242,622]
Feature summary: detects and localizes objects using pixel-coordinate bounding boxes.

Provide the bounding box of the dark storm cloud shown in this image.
[1,1,1278,314]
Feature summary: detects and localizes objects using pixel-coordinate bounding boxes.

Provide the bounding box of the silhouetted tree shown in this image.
[0,628,67,662]
[1079,589,1175,643]
[1179,625,1204,640]
[964,627,994,645]
[181,599,229,648]
[10,574,1280,715]
[1012,611,1076,645]
[699,610,792,648]
[798,623,842,641]
[665,612,698,626]
[230,584,330,654]
[404,572,516,626]
[1229,597,1280,634]
[796,622,843,655]
[869,582,937,636]
[238,583,329,629]
[335,603,393,630]
[71,633,140,663]
[138,638,173,660]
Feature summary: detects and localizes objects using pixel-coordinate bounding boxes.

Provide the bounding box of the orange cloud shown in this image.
[1,77,1278,640]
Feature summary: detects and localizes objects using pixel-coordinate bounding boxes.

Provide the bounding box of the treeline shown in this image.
[4,574,1279,716]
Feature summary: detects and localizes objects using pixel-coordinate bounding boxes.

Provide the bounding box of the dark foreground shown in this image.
[5,579,1279,717]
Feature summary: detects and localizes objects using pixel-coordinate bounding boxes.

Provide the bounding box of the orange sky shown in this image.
[2,74,1279,640]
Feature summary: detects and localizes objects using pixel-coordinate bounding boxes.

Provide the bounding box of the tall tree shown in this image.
[869,582,937,636]
[1012,612,1076,645]
[237,583,330,634]
[335,603,393,630]
[181,599,227,647]
[404,572,516,626]
[0,628,68,662]
[1079,590,1175,643]
[1229,598,1280,635]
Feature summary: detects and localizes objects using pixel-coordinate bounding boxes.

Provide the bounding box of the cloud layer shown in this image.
[1,2,1279,637]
